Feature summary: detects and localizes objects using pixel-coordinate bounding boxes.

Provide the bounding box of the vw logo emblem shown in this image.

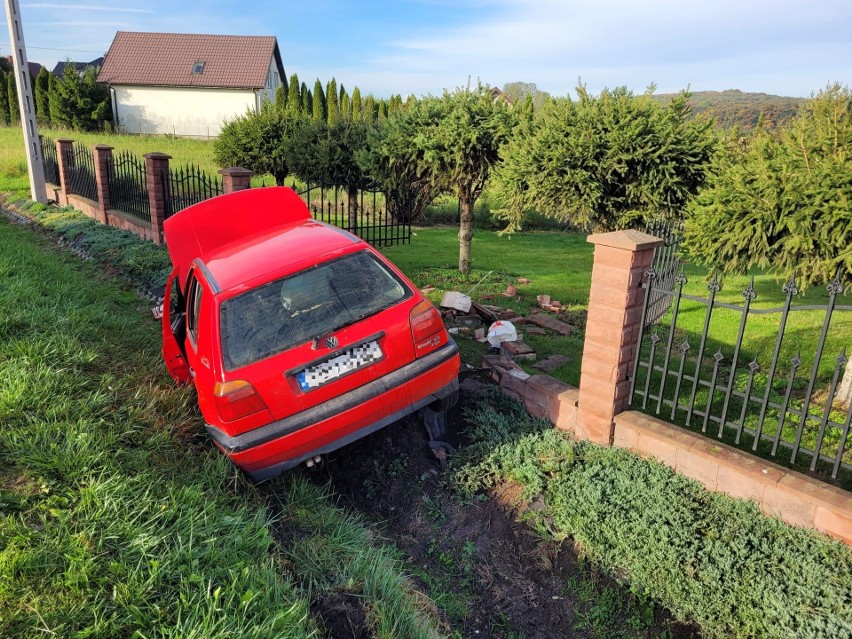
[325,336,339,349]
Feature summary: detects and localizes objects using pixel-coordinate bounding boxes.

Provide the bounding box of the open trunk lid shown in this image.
[163,187,311,294]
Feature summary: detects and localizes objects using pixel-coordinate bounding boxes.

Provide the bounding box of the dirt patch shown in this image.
[307,377,699,639]
[311,592,371,639]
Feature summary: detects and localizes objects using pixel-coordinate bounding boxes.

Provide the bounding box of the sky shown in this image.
[3,0,850,99]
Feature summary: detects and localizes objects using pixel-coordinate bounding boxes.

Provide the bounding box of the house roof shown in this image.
[97,32,284,90]
[52,57,104,76]
[3,57,43,78]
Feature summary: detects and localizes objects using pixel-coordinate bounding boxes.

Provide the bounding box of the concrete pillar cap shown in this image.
[587,229,665,251]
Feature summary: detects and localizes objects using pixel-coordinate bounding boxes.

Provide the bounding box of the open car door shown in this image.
[161,269,191,384]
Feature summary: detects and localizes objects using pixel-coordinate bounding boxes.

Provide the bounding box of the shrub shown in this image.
[452,393,852,639]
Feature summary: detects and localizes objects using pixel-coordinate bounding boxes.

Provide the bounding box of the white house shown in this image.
[97,32,285,137]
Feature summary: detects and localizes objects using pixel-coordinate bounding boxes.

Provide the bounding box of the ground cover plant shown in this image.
[0,210,444,637]
[450,393,852,639]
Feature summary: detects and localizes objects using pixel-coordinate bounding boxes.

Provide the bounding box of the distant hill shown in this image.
[651,89,805,132]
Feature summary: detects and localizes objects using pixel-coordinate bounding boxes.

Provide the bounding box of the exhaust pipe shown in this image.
[304,455,323,468]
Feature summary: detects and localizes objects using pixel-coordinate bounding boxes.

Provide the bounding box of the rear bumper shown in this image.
[205,341,460,482]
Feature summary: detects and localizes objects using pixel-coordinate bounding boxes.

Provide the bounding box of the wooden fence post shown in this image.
[92,145,113,225]
[576,230,664,445]
[144,152,171,245]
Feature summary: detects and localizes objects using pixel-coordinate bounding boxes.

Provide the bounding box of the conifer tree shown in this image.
[0,71,10,125]
[312,79,326,122]
[326,78,339,124]
[275,85,287,112]
[7,72,20,123]
[35,68,50,125]
[300,82,312,115]
[495,85,714,232]
[363,95,376,123]
[287,73,301,114]
[351,87,362,120]
[378,100,388,121]
[685,83,852,288]
[47,71,59,124]
[339,85,351,117]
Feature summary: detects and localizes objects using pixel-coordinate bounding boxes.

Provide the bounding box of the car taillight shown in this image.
[410,300,445,356]
[214,380,268,422]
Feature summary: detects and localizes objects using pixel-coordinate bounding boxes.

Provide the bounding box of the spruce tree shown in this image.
[287,73,301,114]
[7,72,20,123]
[0,71,10,125]
[35,68,50,125]
[351,87,362,120]
[312,79,326,122]
[326,78,339,124]
[300,82,312,115]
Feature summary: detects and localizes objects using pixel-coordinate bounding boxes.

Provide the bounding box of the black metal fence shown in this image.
[631,264,852,484]
[642,219,682,327]
[165,164,223,218]
[40,136,59,185]
[107,151,150,222]
[295,181,411,247]
[63,142,98,202]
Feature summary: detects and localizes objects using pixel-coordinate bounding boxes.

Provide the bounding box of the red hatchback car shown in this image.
[161,187,460,481]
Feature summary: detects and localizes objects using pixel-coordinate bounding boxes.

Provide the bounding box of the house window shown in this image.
[192,61,205,75]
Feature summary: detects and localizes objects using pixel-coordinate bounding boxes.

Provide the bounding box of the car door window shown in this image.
[186,275,203,350]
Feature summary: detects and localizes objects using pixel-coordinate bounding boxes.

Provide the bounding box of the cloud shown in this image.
[365,0,852,97]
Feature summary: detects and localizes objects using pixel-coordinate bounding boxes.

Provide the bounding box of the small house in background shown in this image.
[52,57,104,76]
[3,57,43,78]
[97,31,285,138]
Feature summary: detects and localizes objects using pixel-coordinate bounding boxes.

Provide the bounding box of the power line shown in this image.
[0,41,105,53]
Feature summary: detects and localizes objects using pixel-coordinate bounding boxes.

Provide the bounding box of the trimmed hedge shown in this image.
[452,394,852,639]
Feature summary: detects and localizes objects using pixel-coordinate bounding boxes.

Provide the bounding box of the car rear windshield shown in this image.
[220,250,411,370]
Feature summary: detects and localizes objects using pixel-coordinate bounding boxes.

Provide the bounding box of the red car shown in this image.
[161,187,460,481]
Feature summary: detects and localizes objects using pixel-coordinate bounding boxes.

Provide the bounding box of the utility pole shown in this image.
[4,0,47,202]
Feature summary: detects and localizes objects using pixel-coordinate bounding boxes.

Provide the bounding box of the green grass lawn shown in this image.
[0,125,275,195]
[0,213,444,637]
[383,226,593,385]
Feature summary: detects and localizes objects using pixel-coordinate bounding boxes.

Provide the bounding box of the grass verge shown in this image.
[0,209,443,637]
[450,393,852,639]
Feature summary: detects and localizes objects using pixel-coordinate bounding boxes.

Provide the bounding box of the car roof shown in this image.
[204,219,361,293]
[163,187,359,293]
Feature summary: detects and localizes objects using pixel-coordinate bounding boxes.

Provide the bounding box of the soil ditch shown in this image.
[298,376,699,639]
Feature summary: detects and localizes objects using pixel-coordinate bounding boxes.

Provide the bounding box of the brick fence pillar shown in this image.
[219,167,254,193]
[92,145,113,225]
[144,152,171,245]
[56,138,74,203]
[576,230,664,445]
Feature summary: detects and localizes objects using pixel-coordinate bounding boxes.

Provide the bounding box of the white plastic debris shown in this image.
[486,320,518,348]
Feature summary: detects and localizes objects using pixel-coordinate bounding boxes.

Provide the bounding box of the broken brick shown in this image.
[537,294,551,307]
[500,340,536,361]
[526,314,575,336]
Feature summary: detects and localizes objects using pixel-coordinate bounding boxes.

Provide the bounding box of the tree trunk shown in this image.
[458,195,475,274]
[838,358,852,409]
[347,188,358,234]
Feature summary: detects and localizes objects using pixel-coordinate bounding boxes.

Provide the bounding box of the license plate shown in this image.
[294,340,383,391]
